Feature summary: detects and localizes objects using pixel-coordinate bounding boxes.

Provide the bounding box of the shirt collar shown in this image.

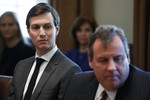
[95,84,117,100]
[35,45,58,62]
[106,90,117,100]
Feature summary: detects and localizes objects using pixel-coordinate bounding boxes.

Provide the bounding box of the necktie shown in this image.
[100,91,107,100]
[24,58,45,100]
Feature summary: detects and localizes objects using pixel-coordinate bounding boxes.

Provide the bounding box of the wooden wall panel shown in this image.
[49,0,93,53]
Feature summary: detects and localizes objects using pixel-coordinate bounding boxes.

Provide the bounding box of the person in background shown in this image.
[0,35,4,59]
[65,16,98,71]
[63,25,150,100]
[8,3,81,100]
[0,11,35,76]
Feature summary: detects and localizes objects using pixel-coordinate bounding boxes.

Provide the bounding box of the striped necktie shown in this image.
[100,90,107,100]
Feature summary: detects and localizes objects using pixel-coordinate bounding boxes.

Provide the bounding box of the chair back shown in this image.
[0,75,12,100]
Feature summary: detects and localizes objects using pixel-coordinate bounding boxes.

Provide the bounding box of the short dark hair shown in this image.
[88,25,129,59]
[26,3,60,29]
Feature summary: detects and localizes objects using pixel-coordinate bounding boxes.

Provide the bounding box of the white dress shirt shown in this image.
[94,84,117,100]
[22,45,58,99]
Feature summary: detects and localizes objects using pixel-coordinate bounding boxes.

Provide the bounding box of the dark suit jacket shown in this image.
[63,64,150,100]
[8,50,81,100]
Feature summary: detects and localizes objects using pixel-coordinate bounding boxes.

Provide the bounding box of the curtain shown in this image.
[49,0,94,53]
[133,0,150,71]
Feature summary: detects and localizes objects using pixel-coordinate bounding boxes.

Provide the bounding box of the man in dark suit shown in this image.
[8,3,81,100]
[63,25,150,100]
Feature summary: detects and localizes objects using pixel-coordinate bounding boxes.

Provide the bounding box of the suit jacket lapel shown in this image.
[79,74,98,100]
[18,57,35,100]
[32,50,61,99]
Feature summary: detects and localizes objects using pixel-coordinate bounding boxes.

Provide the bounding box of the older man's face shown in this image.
[89,35,130,91]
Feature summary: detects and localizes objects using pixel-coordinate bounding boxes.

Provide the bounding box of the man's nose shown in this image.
[39,27,46,37]
[107,60,117,71]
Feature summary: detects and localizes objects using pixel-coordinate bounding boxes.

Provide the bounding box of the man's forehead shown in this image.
[29,13,54,23]
[95,35,122,45]
[30,22,52,26]
[93,36,124,51]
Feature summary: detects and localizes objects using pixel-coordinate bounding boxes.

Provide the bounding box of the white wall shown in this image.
[94,0,133,43]
[0,0,48,38]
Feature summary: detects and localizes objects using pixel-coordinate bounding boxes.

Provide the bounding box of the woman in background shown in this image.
[0,11,35,76]
[66,16,98,71]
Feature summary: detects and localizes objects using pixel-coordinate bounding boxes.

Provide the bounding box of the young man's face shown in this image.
[28,12,59,55]
[89,35,130,91]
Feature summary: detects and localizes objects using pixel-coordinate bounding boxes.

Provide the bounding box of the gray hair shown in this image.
[88,25,129,58]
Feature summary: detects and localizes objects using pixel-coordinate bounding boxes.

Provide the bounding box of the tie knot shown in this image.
[36,58,45,68]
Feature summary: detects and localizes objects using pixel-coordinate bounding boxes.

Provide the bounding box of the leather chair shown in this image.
[0,75,12,100]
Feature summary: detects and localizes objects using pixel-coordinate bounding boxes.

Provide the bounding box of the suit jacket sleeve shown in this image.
[58,66,81,100]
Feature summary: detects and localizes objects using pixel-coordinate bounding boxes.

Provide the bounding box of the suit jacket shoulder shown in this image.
[116,64,150,100]
[34,50,81,100]
[64,71,98,100]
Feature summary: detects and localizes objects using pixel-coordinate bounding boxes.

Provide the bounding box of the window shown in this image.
[0,0,48,37]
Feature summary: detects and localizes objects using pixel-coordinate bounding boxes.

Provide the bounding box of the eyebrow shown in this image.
[31,22,52,25]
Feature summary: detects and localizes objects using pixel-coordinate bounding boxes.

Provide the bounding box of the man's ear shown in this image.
[127,53,131,64]
[88,57,94,69]
[55,25,60,36]
[27,29,31,37]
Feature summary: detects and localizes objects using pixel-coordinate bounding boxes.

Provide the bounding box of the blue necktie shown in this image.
[24,58,45,100]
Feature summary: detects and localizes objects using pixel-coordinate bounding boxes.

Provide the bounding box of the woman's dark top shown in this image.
[65,48,92,71]
[0,40,35,76]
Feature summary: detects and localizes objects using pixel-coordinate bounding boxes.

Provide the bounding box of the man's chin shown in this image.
[37,46,49,50]
[104,80,121,91]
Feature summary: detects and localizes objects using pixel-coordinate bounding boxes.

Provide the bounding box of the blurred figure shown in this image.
[0,36,4,59]
[0,11,35,76]
[66,16,98,71]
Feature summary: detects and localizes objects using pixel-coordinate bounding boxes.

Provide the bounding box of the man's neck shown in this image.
[36,45,56,57]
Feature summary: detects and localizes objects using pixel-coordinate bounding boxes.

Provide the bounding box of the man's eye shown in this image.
[98,58,107,63]
[114,56,124,63]
[31,25,40,30]
[44,24,52,30]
